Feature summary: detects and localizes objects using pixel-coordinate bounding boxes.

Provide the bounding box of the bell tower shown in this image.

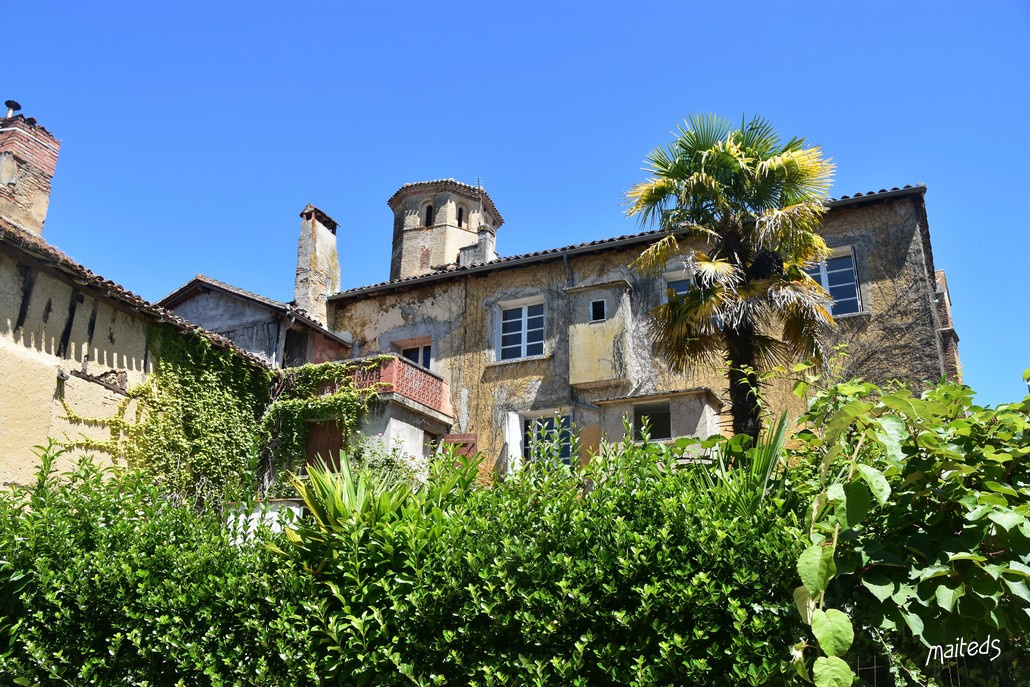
[387,179,503,280]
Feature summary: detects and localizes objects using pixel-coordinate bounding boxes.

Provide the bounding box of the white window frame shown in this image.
[588,298,607,322]
[661,268,693,304]
[494,296,546,361]
[507,410,573,467]
[805,246,863,316]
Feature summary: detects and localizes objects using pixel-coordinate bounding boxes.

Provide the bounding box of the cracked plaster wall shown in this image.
[332,194,949,476]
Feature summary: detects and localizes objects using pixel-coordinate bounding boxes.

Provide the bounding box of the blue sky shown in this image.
[6,1,1028,405]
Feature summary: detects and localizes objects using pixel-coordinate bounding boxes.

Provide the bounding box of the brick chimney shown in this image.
[294,204,340,327]
[0,102,60,235]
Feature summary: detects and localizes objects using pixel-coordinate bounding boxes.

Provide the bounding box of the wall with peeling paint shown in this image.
[330,191,955,478]
[0,249,151,486]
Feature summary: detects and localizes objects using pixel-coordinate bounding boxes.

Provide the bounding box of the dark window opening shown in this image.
[283,328,309,367]
[634,402,672,441]
[666,278,691,297]
[425,205,434,226]
[457,207,465,227]
[401,344,431,369]
[589,299,607,322]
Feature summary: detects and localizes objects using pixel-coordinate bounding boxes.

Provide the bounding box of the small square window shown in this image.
[589,299,607,322]
[633,402,672,441]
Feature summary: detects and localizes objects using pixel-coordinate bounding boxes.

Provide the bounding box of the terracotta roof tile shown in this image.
[332,184,926,301]
[0,220,270,369]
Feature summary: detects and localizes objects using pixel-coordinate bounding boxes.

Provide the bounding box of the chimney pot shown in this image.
[4,100,21,118]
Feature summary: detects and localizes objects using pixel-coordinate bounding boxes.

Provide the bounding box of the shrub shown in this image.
[287,436,806,685]
[0,443,319,686]
[791,380,1030,685]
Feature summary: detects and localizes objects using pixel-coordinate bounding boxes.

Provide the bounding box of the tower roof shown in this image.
[387,179,504,226]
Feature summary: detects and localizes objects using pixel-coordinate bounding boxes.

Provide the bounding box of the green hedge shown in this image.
[0,446,319,686]
[286,439,806,686]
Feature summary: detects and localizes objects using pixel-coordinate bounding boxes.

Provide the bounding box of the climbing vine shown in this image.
[61,325,272,503]
[259,357,389,492]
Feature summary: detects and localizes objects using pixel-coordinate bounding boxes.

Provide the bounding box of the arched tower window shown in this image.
[457,207,465,228]
[424,205,434,226]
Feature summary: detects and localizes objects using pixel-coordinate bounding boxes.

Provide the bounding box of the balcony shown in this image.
[351,354,453,417]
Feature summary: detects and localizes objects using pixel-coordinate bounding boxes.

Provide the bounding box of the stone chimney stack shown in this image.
[0,101,61,235]
[294,204,340,327]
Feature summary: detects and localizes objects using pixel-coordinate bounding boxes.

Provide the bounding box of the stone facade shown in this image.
[327,182,961,476]
[388,179,502,280]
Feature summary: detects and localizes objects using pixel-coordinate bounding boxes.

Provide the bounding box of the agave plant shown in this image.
[689,411,792,519]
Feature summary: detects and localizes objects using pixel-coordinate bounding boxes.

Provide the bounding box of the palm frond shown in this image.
[631,234,680,275]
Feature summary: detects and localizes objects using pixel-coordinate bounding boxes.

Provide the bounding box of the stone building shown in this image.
[315,180,960,472]
[171,178,959,474]
[0,101,962,481]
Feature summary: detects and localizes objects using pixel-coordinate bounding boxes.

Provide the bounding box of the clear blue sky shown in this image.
[6,1,1028,405]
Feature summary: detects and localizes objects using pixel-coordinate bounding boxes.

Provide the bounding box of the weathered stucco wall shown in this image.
[0,249,152,486]
[332,192,948,476]
[171,290,280,364]
[818,197,946,388]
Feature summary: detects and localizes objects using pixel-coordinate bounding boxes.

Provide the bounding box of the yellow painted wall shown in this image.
[0,250,152,486]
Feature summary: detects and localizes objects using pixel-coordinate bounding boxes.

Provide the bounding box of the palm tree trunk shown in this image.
[724,324,762,441]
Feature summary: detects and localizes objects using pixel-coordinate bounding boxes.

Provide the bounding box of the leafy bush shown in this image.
[287,436,806,686]
[791,380,1030,685]
[0,444,319,686]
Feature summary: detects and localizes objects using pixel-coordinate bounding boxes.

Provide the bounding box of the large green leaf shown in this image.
[798,544,836,596]
[811,609,854,657]
[813,656,854,687]
[988,510,1023,532]
[874,414,906,464]
[794,585,815,624]
[856,465,890,506]
[844,481,871,528]
[861,574,895,603]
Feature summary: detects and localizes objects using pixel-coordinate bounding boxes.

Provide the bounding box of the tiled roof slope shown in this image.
[332,184,925,302]
[0,220,270,368]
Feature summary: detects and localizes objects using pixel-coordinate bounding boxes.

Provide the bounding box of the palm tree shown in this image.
[627,114,836,439]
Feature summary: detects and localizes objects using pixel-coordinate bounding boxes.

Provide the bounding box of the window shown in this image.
[666,278,692,297]
[401,344,431,369]
[589,299,607,322]
[499,301,544,360]
[424,204,434,226]
[457,207,465,228]
[805,248,861,316]
[523,415,572,464]
[634,402,672,440]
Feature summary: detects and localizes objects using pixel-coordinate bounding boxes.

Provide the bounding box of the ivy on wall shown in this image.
[62,326,273,502]
[259,357,388,490]
[61,329,387,502]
